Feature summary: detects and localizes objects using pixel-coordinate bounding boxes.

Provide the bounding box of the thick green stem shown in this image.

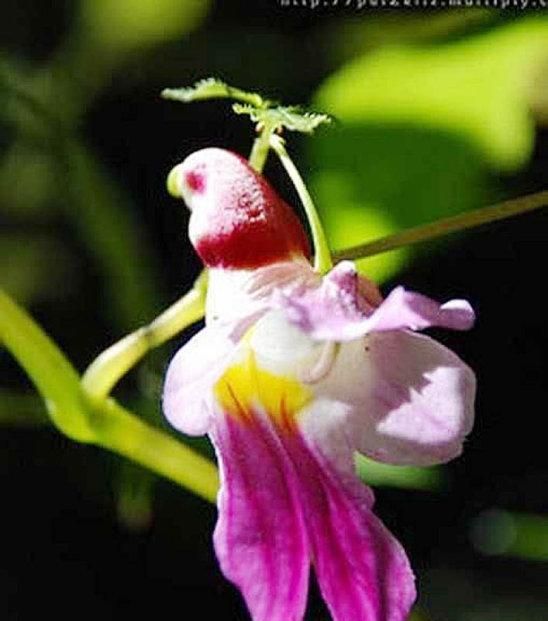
[92,398,219,503]
[0,289,93,442]
[269,135,333,274]
[334,190,548,262]
[0,289,218,502]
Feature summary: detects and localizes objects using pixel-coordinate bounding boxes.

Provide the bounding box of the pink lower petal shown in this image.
[211,403,415,621]
[283,433,416,621]
[211,412,310,621]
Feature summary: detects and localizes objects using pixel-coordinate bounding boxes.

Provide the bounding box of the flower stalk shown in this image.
[335,190,548,261]
[269,134,333,274]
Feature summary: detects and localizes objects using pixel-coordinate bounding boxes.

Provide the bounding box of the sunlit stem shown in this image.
[270,135,333,274]
[334,190,548,262]
[0,288,219,503]
[0,289,93,442]
[93,398,219,503]
[82,270,208,401]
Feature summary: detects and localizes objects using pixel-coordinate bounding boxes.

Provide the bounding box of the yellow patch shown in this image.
[214,336,312,431]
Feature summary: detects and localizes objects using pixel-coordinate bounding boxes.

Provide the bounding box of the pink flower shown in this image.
[163,148,476,621]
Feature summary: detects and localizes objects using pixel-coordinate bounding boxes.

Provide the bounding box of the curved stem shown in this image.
[92,398,219,503]
[334,190,548,262]
[0,288,218,502]
[269,135,333,274]
[82,271,207,401]
[0,289,93,442]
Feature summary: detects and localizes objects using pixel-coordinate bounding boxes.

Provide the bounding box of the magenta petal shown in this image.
[211,414,310,621]
[211,406,415,621]
[286,435,416,621]
[162,327,236,435]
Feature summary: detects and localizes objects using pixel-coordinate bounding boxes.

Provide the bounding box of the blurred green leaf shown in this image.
[316,18,548,170]
[80,0,210,52]
[310,19,548,282]
[471,509,548,562]
[0,234,76,304]
[0,143,55,216]
[0,391,49,427]
[309,125,488,283]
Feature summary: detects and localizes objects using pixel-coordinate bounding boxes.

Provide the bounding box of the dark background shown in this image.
[1,3,547,620]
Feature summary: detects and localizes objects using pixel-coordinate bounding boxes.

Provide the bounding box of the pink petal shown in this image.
[162,327,236,435]
[276,261,475,341]
[211,412,310,621]
[293,435,415,621]
[365,287,475,333]
[211,395,415,621]
[327,331,476,466]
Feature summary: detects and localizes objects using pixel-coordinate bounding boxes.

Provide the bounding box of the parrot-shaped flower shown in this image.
[163,148,476,621]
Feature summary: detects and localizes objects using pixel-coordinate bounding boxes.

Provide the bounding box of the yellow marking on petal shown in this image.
[214,332,312,430]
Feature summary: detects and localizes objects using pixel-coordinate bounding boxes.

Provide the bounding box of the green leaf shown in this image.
[233,103,332,134]
[309,19,548,282]
[80,0,210,51]
[163,78,268,108]
[471,509,548,562]
[316,18,548,170]
[309,124,489,283]
[163,79,332,135]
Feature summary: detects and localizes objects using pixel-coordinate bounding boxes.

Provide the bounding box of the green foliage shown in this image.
[80,0,210,51]
[310,17,548,283]
[163,78,269,108]
[164,78,332,135]
[233,103,331,135]
[316,18,548,170]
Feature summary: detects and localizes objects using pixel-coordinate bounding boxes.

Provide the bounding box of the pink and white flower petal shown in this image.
[276,260,475,341]
[162,326,237,435]
[211,328,416,621]
[206,258,317,339]
[313,330,476,466]
[250,309,476,467]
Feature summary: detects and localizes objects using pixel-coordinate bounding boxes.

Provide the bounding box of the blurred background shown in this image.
[1,3,547,620]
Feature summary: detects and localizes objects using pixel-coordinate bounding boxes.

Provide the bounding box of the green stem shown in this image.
[0,289,93,442]
[334,190,548,262]
[0,288,218,502]
[248,121,275,172]
[92,398,219,503]
[82,271,207,401]
[269,135,333,274]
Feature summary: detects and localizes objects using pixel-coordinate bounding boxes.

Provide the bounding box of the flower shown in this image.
[163,148,476,621]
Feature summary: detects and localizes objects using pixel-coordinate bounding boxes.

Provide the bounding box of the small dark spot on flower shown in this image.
[185,170,206,194]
